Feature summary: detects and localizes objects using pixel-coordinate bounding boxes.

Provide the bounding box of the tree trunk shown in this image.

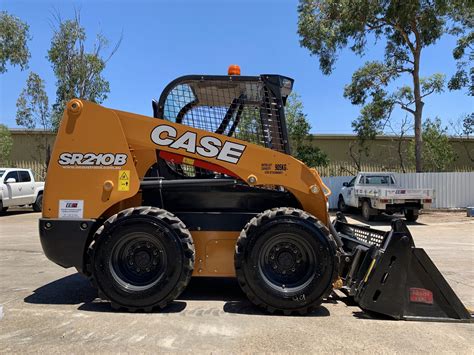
[349,141,362,171]
[413,50,423,172]
[398,136,406,173]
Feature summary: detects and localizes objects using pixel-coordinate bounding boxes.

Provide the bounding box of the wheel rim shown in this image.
[109,231,167,291]
[258,233,317,295]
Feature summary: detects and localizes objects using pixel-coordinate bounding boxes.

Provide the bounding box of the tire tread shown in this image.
[235,207,338,316]
[87,206,194,312]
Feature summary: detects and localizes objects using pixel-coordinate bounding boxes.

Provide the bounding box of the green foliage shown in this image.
[448,31,473,95]
[285,92,311,150]
[294,144,329,167]
[16,72,51,130]
[234,107,264,145]
[420,73,446,94]
[460,113,474,163]
[0,11,30,73]
[47,12,121,130]
[297,1,455,74]
[343,60,446,139]
[297,0,470,171]
[15,72,52,167]
[0,124,13,164]
[343,62,394,105]
[350,89,394,140]
[409,118,456,171]
[462,113,474,136]
[285,92,329,167]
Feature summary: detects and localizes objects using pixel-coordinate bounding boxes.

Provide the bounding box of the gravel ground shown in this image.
[0,209,472,353]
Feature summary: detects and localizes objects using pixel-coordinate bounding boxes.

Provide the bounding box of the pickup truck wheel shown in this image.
[361,201,374,221]
[90,207,194,312]
[404,209,419,222]
[0,201,7,214]
[33,194,43,212]
[337,196,348,212]
[235,207,338,315]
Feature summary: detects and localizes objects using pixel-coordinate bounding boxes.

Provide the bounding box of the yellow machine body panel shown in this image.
[43,99,330,277]
[44,99,330,221]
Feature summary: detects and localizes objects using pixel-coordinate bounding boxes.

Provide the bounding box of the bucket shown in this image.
[467,207,474,217]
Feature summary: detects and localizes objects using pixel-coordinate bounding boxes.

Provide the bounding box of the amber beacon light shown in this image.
[228,64,241,75]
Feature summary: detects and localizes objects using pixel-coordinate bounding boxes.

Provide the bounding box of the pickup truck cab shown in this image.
[338,172,433,222]
[0,168,44,213]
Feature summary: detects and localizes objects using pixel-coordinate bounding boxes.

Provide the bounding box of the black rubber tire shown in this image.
[361,200,374,221]
[235,207,338,315]
[33,193,43,212]
[89,207,194,312]
[337,195,348,212]
[0,200,7,214]
[404,209,419,222]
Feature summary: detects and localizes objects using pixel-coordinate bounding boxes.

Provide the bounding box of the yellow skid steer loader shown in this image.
[39,66,472,321]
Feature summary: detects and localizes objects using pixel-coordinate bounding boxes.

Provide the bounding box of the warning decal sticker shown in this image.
[59,200,84,219]
[118,170,130,191]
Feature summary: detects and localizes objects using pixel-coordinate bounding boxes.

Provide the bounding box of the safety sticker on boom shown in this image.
[118,170,130,191]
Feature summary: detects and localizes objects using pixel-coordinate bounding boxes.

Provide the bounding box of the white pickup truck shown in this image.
[337,172,434,222]
[0,168,44,213]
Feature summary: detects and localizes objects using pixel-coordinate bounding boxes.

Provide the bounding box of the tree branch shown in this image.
[420,88,437,99]
[392,22,416,54]
[366,22,385,31]
[392,51,414,65]
[393,100,415,115]
[395,67,413,74]
[349,141,362,171]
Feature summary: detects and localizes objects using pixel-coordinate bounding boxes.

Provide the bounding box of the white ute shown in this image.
[338,172,434,222]
[0,168,44,213]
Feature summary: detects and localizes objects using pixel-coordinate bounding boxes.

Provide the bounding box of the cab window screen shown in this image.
[5,171,19,182]
[365,176,391,185]
[19,171,31,182]
[348,177,356,187]
[161,79,286,153]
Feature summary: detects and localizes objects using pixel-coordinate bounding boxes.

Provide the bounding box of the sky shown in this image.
[0,0,472,134]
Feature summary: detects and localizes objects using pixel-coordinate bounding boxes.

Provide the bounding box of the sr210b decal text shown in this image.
[58,153,128,169]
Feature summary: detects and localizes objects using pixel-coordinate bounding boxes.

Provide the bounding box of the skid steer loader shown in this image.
[39,66,472,321]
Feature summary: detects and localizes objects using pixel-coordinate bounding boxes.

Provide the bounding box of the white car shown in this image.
[0,168,45,213]
[338,172,434,222]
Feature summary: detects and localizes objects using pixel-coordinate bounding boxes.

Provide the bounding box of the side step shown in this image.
[334,214,473,322]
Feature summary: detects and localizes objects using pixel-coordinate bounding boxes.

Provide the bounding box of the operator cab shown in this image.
[152,67,294,155]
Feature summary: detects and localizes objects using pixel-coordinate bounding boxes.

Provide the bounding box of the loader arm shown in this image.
[43,99,330,224]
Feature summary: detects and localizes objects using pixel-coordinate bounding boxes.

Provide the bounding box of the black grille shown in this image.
[338,222,387,248]
[159,77,288,153]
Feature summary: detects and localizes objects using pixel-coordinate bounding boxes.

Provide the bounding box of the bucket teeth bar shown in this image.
[334,213,473,322]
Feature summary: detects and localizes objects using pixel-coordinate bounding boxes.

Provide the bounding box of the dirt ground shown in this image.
[414,210,472,224]
[0,209,473,353]
[338,209,471,225]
